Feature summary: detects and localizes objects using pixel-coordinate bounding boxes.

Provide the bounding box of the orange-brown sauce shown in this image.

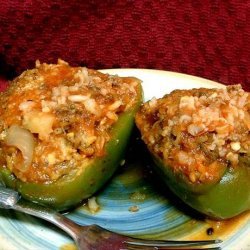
[188,211,250,240]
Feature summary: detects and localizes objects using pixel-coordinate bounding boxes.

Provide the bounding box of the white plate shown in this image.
[0,69,249,250]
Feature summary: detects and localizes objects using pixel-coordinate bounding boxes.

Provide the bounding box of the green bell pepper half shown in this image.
[0,84,143,211]
[151,154,250,219]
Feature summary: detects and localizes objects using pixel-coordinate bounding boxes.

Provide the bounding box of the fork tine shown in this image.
[124,238,222,249]
[126,246,221,250]
[76,225,222,250]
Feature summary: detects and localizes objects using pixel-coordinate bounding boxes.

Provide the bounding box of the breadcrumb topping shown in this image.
[136,85,250,184]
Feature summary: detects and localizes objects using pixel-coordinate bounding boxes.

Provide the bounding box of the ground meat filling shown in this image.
[136,85,250,184]
[0,60,140,184]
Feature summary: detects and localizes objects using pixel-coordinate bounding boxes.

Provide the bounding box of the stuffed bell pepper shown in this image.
[136,85,250,219]
[0,59,142,211]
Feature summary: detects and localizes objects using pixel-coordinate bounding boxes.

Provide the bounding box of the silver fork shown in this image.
[0,186,222,250]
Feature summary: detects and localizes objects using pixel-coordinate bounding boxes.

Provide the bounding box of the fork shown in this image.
[0,186,222,250]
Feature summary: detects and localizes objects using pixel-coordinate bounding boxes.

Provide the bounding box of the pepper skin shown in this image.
[152,154,250,219]
[0,84,143,211]
[135,86,250,220]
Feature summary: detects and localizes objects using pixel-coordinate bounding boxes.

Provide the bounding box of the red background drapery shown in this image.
[0,0,249,90]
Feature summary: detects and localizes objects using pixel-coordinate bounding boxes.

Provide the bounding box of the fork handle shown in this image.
[14,199,81,239]
[0,186,82,243]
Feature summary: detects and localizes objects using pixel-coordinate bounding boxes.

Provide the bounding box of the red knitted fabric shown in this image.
[0,0,249,90]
